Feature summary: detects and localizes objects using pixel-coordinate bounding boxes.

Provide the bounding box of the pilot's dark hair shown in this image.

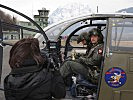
[9,38,44,68]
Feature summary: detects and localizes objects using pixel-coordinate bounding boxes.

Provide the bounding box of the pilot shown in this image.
[77,31,90,45]
[60,28,104,85]
[76,31,92,54]
[4,38,66,100]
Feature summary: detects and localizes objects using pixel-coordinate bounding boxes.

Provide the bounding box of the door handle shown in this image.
[106,47,110,57]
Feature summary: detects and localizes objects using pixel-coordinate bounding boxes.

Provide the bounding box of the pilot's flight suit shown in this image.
[60,43,103,84]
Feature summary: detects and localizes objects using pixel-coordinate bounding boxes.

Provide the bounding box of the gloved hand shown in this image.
[78,57,86,64]
[79,56,86,61]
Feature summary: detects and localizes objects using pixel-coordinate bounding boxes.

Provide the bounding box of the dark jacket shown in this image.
[77,43,103,84]
[4,59,66,100]
[79,43,104,67]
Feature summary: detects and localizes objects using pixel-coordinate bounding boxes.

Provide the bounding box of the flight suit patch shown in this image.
[98,48,103,54]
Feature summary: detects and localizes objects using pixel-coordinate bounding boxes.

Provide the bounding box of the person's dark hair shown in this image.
[9,38,44,68]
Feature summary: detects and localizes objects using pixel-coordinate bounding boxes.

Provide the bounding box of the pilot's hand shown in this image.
[79,56,86,61]
[78,57,86,64]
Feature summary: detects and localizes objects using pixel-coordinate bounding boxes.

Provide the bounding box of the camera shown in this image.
[41,38,62,70]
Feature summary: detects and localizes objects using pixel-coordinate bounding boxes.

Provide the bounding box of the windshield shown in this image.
[34,19,75,48]
[45,21,71,40]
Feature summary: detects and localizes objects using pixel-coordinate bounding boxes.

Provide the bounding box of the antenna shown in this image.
[97,6,99,13]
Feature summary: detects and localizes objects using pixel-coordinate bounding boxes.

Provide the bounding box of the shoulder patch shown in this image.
[98,48,103,54]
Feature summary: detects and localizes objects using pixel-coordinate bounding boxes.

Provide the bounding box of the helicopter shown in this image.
[0,4,133,100]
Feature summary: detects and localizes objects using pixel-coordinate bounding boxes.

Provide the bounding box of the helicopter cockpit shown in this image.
[33,14,107,99]
[1,4,133,100]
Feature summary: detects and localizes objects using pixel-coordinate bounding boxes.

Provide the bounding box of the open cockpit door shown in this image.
[55,17,108,99]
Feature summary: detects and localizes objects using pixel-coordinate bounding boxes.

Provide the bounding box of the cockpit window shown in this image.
[45,21,70,40]
[110,18,133,51]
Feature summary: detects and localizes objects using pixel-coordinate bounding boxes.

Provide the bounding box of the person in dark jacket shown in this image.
[60,28,104,85]
[4,38,66,100]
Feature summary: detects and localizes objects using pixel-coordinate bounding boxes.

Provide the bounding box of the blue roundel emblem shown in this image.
[105,67,126,88]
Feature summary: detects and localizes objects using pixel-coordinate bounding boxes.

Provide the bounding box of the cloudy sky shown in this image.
[0,0,133,20]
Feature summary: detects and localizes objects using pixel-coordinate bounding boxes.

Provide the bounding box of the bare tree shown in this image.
[0,9,18,31]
